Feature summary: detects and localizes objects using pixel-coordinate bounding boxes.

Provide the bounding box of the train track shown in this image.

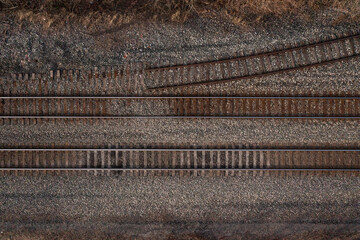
[0,97,359,124]
[1,33,359,97]
[1,64,146,97]
[145,32,360,90]
[1,148,359,176]
[1,33,360,177]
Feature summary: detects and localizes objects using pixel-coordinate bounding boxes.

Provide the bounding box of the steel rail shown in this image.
[147,54,360,90]
[145,33,360,71]
[1,96,360,99]
[1,148,359,152]
[1,116,360,119]
[0,168,359,172]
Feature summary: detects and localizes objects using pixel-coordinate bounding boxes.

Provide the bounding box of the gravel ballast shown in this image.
[0,119,359,147]
[1,175,360,238]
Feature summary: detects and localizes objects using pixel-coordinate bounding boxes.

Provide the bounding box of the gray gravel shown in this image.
[1,175,360,238]
[0,119,359,147]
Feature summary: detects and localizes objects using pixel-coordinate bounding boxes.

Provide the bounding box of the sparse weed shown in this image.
[1,0,359,28]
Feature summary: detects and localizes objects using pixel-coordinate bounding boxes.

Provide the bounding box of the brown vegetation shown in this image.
[1,0,359,28]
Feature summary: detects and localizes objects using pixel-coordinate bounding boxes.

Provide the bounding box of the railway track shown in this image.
[0,97,360,124]
[1,33,359,97]
[145,32,360,90]
[1,64,146,97]
[1,32,360,177]
[1,148,359,176]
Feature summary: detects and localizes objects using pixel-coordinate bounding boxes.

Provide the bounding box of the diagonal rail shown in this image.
[147,54,360,90]
[145,33,360,72]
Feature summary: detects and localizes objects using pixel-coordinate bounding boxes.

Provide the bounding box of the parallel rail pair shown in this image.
[1,148,359,176]
[1,97,360,122]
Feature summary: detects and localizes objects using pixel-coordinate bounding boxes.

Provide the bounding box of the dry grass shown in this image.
[1,0,360,29]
